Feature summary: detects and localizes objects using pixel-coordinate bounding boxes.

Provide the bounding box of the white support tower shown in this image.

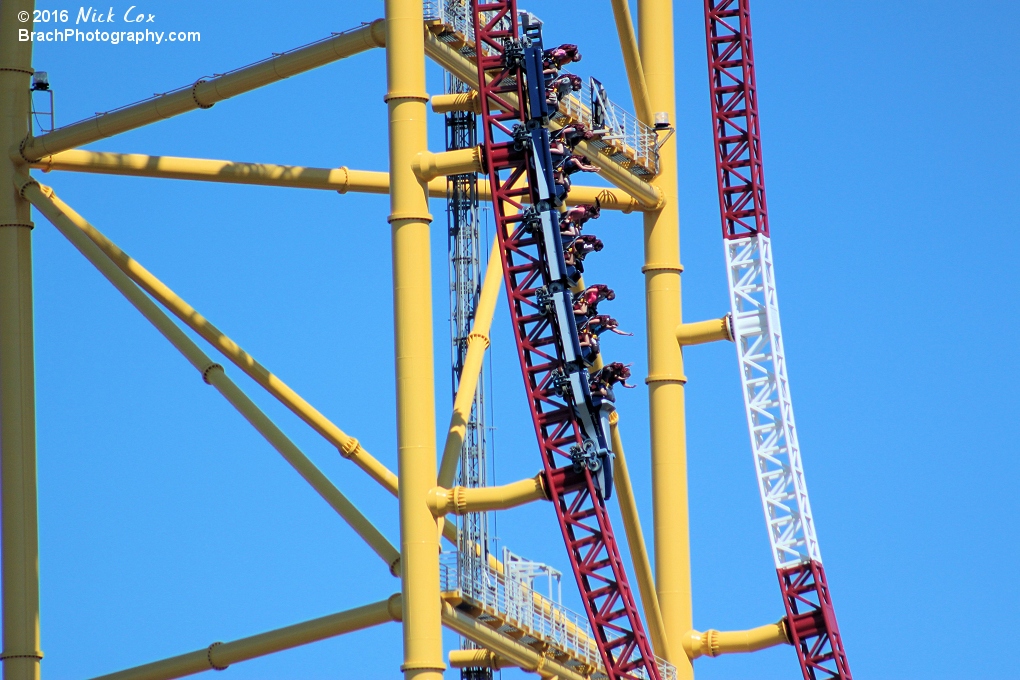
[725,235,821,569]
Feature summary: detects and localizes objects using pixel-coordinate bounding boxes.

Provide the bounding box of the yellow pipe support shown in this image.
[0,1,41,677]
[33,150,391,193]
[423,29,477,84]
[89,595,403,680]
[573,138,664,211]
[18,178,401,573]
[423,30,663,210]
[431,91,482,115]
[59,206,400,496]
[440,601,590,680]
[639,0,692,675]
[562,184,642,213]
[682,620,790,660]
[17,21,386,162]
[675,315,733,347]
[428,474,547,516]
[385,0,445,676]
[609,412,670,661]
[437,236,502,488]
[203,370,400,573]
[610,0,653,125]
[448,649,510,670]
[30,149,641,211]
[413,147,483,182]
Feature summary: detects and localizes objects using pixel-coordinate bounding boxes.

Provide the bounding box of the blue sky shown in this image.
[22,1,1019,678]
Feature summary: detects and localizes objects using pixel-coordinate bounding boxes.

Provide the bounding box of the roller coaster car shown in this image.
[566,369,615,501]
[514,21,617,503]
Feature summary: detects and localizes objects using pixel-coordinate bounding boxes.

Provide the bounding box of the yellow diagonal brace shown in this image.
[55,198,398,495]
[42,193,461,546]
[437,235,502,488]
[18,177,400,571]
[18,21,386,162]
[89,595,402,680]
[609,411,670,660]
[610,0,653,125]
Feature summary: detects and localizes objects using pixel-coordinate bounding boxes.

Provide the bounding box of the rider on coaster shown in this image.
[559,201,601,240]
[589,362,636,405]
[577,315,631,365]
[577,325,599,365]
[563,154,599,176]
[554,154,598,196]
[543,43,581,77]
[550,123,596,184]
[563,234,604,285]
[546,73,582,109]
[586,314,633,337]
[550,136,570,168]
[554,124,595,173]
[573,284,615,324]
[554,122,596,149]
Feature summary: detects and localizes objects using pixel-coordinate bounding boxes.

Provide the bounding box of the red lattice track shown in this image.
[779,563,853,680]
[704,0,769,241]
[704,1,852,678]
[470,2,660,679]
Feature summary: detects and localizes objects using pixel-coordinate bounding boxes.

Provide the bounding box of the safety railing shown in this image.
[440,552,676,680]
[555,73,660,177]
[424,0,476,47]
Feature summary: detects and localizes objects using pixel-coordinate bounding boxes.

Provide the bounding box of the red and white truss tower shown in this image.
[704,1,853,678]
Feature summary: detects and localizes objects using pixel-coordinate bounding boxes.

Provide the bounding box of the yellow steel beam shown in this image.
[609,412,670,661]
[682,620,790,660]
[448,649,510,670]
[17,21,386,162]
[33,149,393,193]
[384,0,445,676]
[413,147,483,182]
[638,0,692,675]
[0,1,41,678]
[62,209,399,495]
[437,236,502,488]
[676,316,732,347]
[422,30,663,210]
[440,601,589,680]
[610,0,653,125]
[89,596,402,680]
[30,149,641,211]
[18,177,401,572]
[430,92,482,115]
[428,473,547,516]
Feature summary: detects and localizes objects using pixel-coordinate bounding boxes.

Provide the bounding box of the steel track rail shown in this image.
[470,3,662,679]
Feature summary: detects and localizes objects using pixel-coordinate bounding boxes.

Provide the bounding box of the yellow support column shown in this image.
[384,0,444,678]
[0,1,42,678]
[638,0,693,676]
